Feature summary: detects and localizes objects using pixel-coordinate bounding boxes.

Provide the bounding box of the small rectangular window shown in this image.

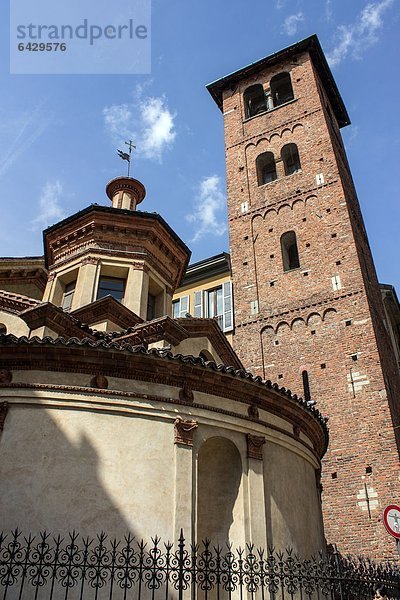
[205,286,224,330]
[62,281,76,312]
[172,300,180,319]
[147,293,156,321]
[96,277,125,303]
[281,231,300,271]
[173,295,190,318]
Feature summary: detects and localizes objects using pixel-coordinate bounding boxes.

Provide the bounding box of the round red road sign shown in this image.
[383,505,400,539]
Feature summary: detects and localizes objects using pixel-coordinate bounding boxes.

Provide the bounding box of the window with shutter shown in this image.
[172,295,190,318]
[193,291,203,317]
[179,295,189,317]
[222,281,233,332]
[62,281,76,312]
[172,300,180,318]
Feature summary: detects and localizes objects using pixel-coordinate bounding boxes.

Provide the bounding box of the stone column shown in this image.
[42,272,56,303]
[124,266,149,318]
[165,287,173,318]
[71,259,99,310]
[173,418,198,545]
[247,434,268,548]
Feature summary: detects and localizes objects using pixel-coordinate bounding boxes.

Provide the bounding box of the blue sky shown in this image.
[0,0,399,291]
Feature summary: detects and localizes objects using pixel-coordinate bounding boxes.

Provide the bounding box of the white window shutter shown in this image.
[250,300,259,315]
[331,275,342,291]
[222,282,233,332]
[193,291,203,317]
[179,295,189,317]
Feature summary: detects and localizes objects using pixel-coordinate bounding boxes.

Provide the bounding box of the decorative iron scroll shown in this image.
[0,529,399,600]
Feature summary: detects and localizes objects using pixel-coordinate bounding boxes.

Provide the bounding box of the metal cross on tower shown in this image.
[117,140,136,177]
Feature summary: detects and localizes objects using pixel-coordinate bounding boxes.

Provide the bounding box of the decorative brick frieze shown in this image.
[247,434,266,460]
[43,206,190,291]
[0,338,328,458]
[81,256,100,266]
[226,107,321,152]
[236,290,363,330]
[174,418,198,446]
[0,291,40,315]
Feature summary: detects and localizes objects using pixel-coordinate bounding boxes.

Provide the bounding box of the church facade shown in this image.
[0,35,399,561]
[0,175,327,558]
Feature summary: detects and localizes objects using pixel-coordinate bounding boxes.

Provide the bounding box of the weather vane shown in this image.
[117,140,136,177]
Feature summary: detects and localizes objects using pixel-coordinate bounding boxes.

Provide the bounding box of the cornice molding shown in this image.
[0,335,329,457]
[0,382,320,461]
[19,303,97,340]
[237,289,364,329]
[226,108,321,152]
[71,296,143,330]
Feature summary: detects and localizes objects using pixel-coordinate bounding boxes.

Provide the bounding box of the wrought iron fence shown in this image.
[0,529,399,600]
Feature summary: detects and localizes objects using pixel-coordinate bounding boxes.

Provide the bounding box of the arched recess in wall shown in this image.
[199,349,215,362]
[323,308,337,322]
[197,437,243,546]
[0,324,7,334]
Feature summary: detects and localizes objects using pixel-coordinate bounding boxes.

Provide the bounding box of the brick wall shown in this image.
[222,48,400,559]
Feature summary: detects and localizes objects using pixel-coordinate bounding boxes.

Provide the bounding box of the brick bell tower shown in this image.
[207,35,400,559]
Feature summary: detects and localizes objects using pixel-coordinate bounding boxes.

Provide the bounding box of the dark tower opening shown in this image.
[244,84,267,118]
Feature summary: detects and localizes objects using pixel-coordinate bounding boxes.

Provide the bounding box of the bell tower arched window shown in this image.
[256,152,277,185]
[270,72,294,107]
[282,143,301,175]
[243,84,267,118]
[281,231,300,271]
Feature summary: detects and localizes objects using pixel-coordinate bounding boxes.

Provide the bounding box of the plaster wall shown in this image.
[0,378,325,557]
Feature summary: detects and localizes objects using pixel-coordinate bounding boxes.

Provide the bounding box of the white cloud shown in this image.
[325,0,333,22]
[0,104,53,180]
[32,181,67,230]
[327,0,394,67]
[282,12,305,36]
[103,88,176,162]
[140,97,176,160]
[186,175,227,243]
[103,104,133,140]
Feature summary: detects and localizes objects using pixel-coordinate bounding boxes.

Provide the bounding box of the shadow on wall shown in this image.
[263,440,323,556]
[0,403,135,539]
[197,437,242,546]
